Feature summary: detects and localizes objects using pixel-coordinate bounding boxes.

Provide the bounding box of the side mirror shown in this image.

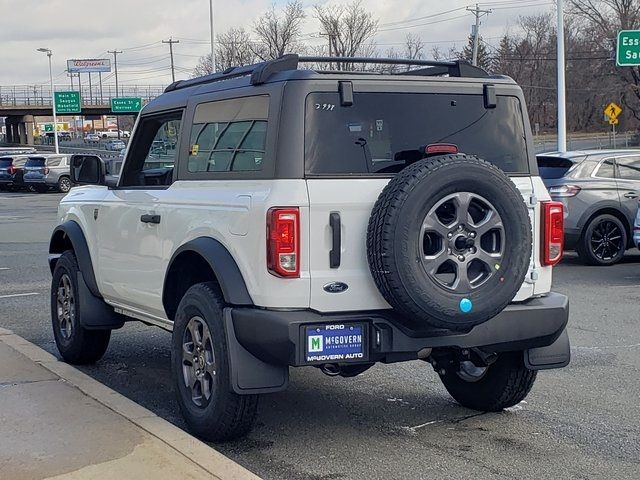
[70,154,106,186]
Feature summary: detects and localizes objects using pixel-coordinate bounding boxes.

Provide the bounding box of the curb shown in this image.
[0,328,260,480]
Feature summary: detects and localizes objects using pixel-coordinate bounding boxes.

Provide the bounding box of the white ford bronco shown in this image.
[49,55,570,441]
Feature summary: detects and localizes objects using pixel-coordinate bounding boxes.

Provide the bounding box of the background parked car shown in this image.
[22,155,72,193]
[0,155,29,191]
[104,139,126,151]
[538,149,640,266]
[84,133,101,143]
[634,205,640,250]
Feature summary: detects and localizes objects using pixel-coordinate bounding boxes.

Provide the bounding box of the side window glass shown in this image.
[595,159,615,178]
[120,114,182,187]
[616,156,640,181]
[48,157,63,167]
[188,96,269,174]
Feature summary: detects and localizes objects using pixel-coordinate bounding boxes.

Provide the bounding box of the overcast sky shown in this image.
[0,0,554,88]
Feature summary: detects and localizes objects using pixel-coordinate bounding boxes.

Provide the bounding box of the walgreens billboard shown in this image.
[66,59,112,73]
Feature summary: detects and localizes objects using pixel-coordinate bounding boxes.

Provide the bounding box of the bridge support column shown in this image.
[4,115,35,145]
[5,116,18,144]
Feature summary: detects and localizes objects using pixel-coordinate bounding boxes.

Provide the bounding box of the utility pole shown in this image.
[108,49,123,139]
[209,0,216,73]
[162,37,180,83]
[466,4,491,67]
[556,0,567,152]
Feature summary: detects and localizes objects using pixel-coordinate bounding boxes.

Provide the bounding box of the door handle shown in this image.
[140,214,161,224]
[623,192,639,199]
[329,212,341,268]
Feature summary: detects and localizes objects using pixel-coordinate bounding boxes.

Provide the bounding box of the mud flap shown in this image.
[76,272,125,330]
[524,327,570,370]
[224,309,289,394]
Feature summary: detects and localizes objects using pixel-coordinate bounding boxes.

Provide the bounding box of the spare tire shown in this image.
[367,154,531,331]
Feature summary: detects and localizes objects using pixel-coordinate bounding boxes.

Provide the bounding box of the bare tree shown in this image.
[314,1,378,69]
[253,1,306,60]
[193,28,257,76]
[568,0,640,121]
[431,45,458,61]
[404,33,425,61]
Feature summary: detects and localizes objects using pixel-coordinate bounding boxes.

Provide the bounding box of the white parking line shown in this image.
[0,292,40,299]
[0,268,9,271]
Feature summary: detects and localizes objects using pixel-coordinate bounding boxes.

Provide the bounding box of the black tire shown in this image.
[58,176,72,193]
[35,185,48,193]
[367,154,531,331]
[172,282,259,441]
[51,251,111,364]
[440,351,536,411]
[576,214,626,266]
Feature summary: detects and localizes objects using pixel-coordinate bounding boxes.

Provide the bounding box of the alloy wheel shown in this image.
[56,273,75,341]
[420,192,505,293]
[182,316,217,408]
[590,219,623,262]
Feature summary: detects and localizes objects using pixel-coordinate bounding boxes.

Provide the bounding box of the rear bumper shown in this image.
[231,292,569,368]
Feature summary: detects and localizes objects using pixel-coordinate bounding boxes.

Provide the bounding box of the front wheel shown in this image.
[439,351,536,411]
[576,214,626,266]
[51,251,111,364]
[58,176,72,193]
[172,282,259,441]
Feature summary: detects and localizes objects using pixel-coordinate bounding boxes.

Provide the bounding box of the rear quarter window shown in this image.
[536,156,579,179]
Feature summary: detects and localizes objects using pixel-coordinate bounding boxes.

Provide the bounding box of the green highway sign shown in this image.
[54,91,81,114]
[44,124,53,132]
[111,97,142,113]
[617,30,640,66]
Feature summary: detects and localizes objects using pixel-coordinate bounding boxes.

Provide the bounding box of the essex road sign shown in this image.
[617,30,640,66]
[111,97,142,113]
[604,102,622,121]
[54,91,81,114]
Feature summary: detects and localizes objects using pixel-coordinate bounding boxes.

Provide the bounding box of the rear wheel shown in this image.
[58,176,72,193]
[172,282,259,441]
[51,251,111,364]
[439,351,536,411]
[576,214,626,266]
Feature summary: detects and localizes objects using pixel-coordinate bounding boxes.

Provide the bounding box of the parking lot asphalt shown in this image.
[1,191,639,480]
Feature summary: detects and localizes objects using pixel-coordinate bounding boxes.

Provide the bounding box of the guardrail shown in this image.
[0,84,165,107]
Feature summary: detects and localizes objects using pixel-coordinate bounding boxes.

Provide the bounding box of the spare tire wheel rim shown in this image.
[420,192,505,293]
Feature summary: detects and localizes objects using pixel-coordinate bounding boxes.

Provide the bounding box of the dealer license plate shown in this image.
[305,323,366,363]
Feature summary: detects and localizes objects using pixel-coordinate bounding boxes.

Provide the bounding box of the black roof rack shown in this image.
[164,54,489,93]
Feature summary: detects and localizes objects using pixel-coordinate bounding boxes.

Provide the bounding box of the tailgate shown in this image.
[306,177,542,313]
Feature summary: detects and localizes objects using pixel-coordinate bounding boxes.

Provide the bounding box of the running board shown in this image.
[110,302,174,331]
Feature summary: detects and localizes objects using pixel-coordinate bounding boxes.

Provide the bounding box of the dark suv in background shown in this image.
[538,150,640,265]
[0,155,29,191]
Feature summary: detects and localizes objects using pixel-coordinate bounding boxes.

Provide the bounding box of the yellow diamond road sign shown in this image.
[604,102,622,121]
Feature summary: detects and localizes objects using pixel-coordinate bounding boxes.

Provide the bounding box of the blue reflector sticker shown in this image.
[459,298,472,313]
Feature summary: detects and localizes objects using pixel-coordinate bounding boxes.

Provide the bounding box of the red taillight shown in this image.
[44,167,50,174]
[425,143,458,155]
[267,207,300,278]
[542,201,564,266]
[7,166,16,175]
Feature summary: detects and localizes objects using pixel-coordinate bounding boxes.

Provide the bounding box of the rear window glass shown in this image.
[0,158,12,167]
[26,157,46,167]
[536,156,578,179]
[305,92,529,175]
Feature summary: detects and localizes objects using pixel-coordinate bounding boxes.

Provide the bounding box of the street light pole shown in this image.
[557,0,567,152]
[38,48,59,154]
[209,0,216,73]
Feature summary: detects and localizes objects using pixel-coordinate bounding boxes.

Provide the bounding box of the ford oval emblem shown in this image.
[323,282,349,293]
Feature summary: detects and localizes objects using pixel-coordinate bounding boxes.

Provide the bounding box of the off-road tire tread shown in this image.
[173,282,258,442]
[51,251,111,364]
[441,352,537,411]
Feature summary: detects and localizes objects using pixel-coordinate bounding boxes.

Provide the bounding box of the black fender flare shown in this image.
[164,237,253,308]
[575,202,629,235]
[49,220,102,298]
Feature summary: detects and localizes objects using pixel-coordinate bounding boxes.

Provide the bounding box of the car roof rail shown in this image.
[164,54,489,93]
